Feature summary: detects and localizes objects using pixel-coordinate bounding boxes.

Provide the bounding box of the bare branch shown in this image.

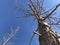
[43,3,60,20]
[29,28,39,45]
[2,27,20,45]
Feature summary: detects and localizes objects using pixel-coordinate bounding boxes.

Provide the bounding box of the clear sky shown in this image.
[0,0,60,45]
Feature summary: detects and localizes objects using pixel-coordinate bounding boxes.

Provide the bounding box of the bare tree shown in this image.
[19,0,60,45]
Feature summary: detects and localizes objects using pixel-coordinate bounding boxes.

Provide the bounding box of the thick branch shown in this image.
[43,3,60,20]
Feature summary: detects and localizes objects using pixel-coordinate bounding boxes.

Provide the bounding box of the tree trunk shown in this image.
[38,21,60,45]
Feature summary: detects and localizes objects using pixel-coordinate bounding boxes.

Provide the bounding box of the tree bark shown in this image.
[38,20,60,45]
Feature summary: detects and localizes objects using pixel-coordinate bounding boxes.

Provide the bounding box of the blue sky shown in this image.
[0,0,60,45]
